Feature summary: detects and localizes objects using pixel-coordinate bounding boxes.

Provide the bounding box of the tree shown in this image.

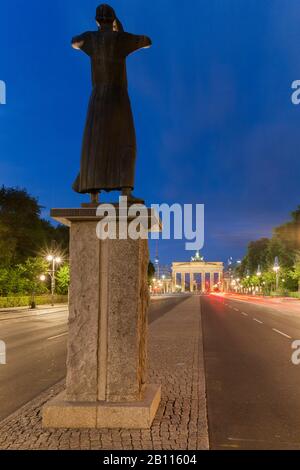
[291,251,300,292]
[266,236,295,269]
[0,222,16,266]
[245,238,270,274]
[237,205,300,295]
[261,271,276,294]
[56,265,70,295]
[274,206,300,252]
[0,186,69,266]
[18,257,48,306]
[0,186,45,264]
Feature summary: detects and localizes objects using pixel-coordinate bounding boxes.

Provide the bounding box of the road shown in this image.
[201,294,300,450]
[0,307,68,421]
[0,295,186,422]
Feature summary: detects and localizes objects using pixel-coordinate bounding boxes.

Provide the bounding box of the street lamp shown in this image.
[273,257,280,292]
[257,265,262,277]
[45,253,62,306]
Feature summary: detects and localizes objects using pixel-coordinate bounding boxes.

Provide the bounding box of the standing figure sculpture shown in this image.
[72,4,152,203]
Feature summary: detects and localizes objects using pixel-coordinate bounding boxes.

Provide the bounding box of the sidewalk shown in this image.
[0,304,68,322]
[0,296,209,450]
[0,303,68,314]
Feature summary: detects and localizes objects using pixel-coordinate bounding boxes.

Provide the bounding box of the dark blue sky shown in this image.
[1,0,300,265]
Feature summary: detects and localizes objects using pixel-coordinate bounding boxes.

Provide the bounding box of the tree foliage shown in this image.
[0,187,70,297]
[0,257,48,296]
[236,206,300,294]
[56,265,70,295]
[0,186,69,266]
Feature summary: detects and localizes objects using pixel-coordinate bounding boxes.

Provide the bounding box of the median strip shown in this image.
[272,328,291,339]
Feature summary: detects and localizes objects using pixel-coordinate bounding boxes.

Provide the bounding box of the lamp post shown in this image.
[246,269,250,294]
[273,257,280,292]
[45,254,62,306]
[257,265,262,294]
[257,265,262,277]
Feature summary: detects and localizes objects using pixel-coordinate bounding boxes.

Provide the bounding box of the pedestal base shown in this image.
[43,384,161,429]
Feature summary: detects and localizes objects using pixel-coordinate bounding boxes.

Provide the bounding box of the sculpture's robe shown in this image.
[73,31,150,193]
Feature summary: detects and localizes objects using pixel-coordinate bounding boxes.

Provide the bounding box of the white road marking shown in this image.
[272,328,291,339]
[228,437,265,443]
[234,308,239,312]
[253,318,263,324]
[241,312,248,317]
[47,332,68,341]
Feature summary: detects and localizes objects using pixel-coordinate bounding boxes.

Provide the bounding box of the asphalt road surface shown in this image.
[0,307,68,421]
[0,296,187,422]
[201,294,300,450]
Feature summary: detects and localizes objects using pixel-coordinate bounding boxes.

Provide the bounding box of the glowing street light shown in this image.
[257,265,262,277]
[273,257,280,291]
[46,253,63,305]
[273,257,280,273]
[40,274,46,282]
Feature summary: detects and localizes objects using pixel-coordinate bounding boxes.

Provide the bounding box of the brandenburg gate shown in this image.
[172,252,224,293]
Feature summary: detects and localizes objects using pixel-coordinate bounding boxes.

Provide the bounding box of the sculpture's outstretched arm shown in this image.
[143,36,152,49]
[72,36,84,50]
[71,33,92,56]
[124,33,152,56]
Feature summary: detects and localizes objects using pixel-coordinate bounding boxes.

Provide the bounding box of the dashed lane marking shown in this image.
[253,318,263,324]
[272,328,291,339]
[47,332,68,341]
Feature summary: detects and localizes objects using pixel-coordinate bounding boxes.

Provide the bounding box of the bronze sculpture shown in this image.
[72,4,152,203]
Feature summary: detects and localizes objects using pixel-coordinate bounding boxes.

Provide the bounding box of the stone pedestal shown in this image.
[43,207,161,429]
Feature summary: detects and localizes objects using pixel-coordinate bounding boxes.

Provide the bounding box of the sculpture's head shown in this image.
[96,4,116,27]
